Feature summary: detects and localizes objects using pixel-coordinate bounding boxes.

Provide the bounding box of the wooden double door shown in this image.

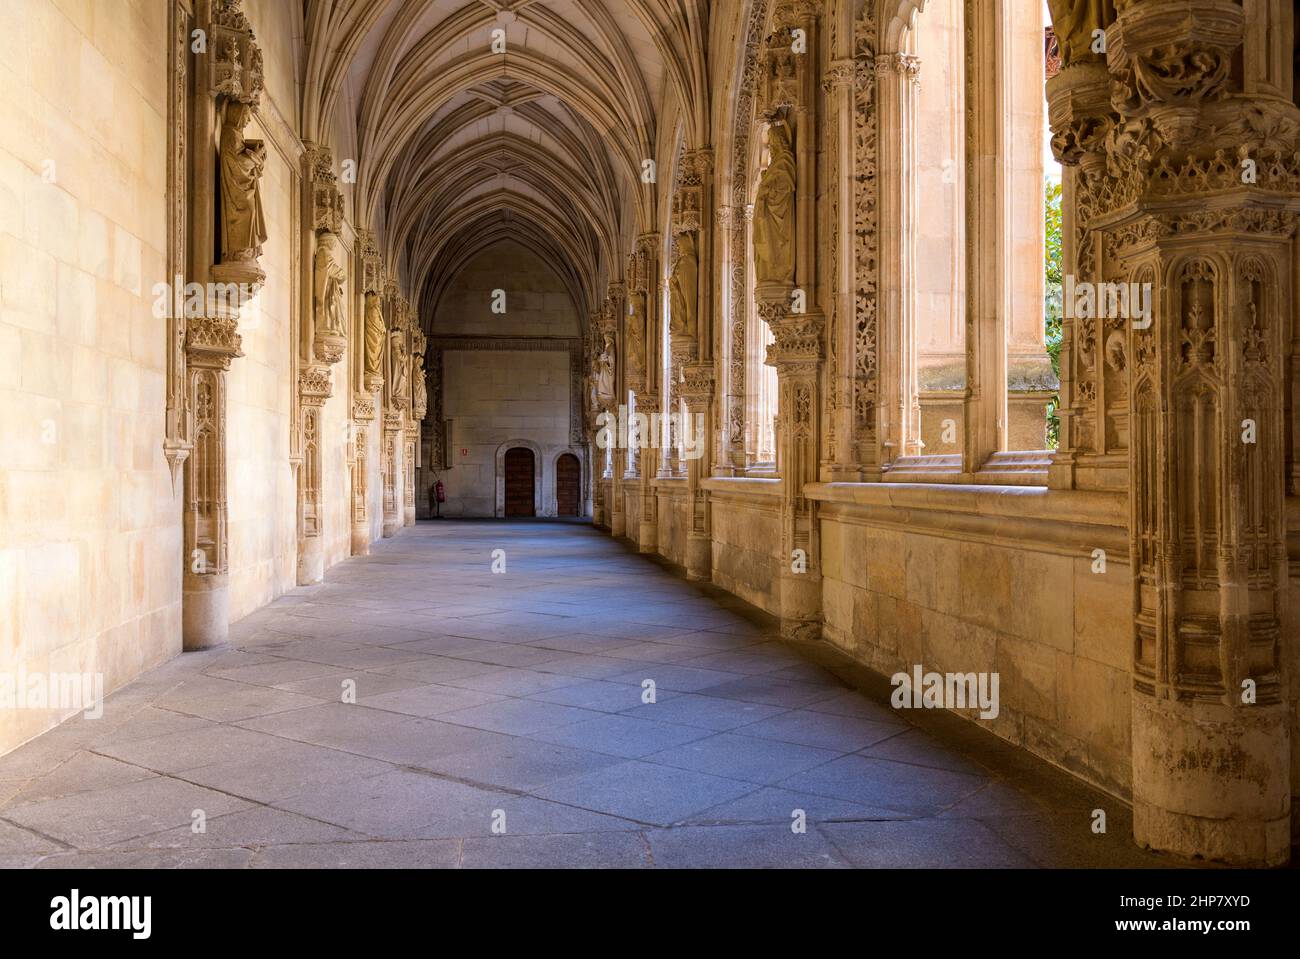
[502,448,581,517]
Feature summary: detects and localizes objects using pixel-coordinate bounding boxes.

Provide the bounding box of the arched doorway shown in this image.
[556,453,581,516]
[503,447,536,517]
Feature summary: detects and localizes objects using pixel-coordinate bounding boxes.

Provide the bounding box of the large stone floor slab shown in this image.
[0,521,1201,869]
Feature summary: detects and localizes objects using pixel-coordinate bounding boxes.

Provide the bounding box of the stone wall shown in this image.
[224,134,297,621]
[705,483,781,615]
[0,0,177,754]
[817,499,1132,797]
[438,350,573,517]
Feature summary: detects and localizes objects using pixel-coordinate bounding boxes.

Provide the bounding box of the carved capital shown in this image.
[186,315,243,370]
[823,59,856,92]
[679,362,715,402]
[298,364,332,406]
[352,394,376,421]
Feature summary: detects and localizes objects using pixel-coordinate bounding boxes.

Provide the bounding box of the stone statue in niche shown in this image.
[218,100,268,264]
[627,292,646,376]
[669,231,698,339]
[753,118,795,287]
[1046,0,1116,67]
[313,232,347,339]
[390,333,409,407]
[595,330,616,407]
[364,292,387,381]
[412,350,428,416]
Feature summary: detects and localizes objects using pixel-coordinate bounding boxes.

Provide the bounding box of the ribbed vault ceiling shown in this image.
[300,0,713,326]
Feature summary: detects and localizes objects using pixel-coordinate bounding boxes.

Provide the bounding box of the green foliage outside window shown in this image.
[1044,178,1063,449]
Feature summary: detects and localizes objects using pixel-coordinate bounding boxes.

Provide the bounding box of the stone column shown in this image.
[297,145,347,586]
[753,0,825,639]
[382,411,402,537]
[296,366,331,584]
[759,296,824,639]
[382,286,410,537]
[962,0,1005,472]
[824,51,860,479]
[182,0,265,650]
[1045,54,1128,491]
[607,285,627,536]
[1046,0,1296,865]
[681,361,715,581]
[404,425,417,527]
[182,304,244,650]
[350,395,374,555]
[634,232,662,552]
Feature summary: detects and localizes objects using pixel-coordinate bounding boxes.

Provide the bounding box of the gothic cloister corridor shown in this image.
[2,0,1300,901]
[0,520,1173,869]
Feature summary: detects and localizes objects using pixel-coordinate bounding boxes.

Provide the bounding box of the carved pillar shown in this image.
[755,0,824,639]
[874,52,923,466]
[1045,0,1131,491]
[183,306,244,649]
[404,425,417,527]
[350,394,374,554]
[296,144,346,585]
[297,367,331,583]
[606,285,627,536]
[680,360,715,581]
[1078,0,1295,865]
[824,49,861,479]
[382,411,402,537]
[382,288,410,536]
[410,325,427,525]
[352,231,385,553]
[717,205,747,473]
[635,233,662,552]
[849,6,883,476]
[760,300,824,638]
[671,148,714,571]
[182,0,266,650]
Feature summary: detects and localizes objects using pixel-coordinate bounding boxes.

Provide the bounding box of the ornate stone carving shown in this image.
[626,287,646,387]
[753,118,796,287]
[186,315,243,367]
[216,101,268,281]
[364,291,387,387]
[852,7,879,444]
[313,231,347,364]
[390,331,410,411]
[412,329,428,420]
[352,394,375,421]
[307,144,345,236]
[668,229,699,340]
[298,364,332,405]
[210,0,264,107]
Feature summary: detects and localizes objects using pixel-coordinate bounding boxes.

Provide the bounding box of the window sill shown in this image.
[883,450,1052,486]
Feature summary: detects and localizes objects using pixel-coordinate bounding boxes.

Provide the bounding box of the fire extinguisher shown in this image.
[433,479,446,518]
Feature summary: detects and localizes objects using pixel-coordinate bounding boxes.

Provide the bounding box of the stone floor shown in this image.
[0,520,1194,869]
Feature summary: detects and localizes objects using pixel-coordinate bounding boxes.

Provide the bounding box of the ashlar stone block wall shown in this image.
[0,0,177,754]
